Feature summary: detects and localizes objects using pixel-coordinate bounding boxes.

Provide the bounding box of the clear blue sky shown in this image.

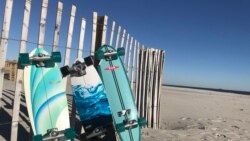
[1,0,250,91]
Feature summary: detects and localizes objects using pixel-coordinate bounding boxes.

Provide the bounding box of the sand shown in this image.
[142,86,250,141]
[1,79,250,141]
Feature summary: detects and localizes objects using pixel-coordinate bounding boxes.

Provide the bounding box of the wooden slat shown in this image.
[146,48,154,127]
[11,0,31,140]
[142,48,149,118]
[63,5,76,128]
[115,26,121,49]
[101,16,108,45]
[63,5,76,66]
[0,0,13,108]
[144,48,152,124]
[123,33,130,64]
[38,0,49,48]
[138,46,144,117]
[77,18,86,58]
[120,29,126,47]
[150,49,157,128]
[52,1,63,51]
[90,12,97,56]
[130,40,137,90]
[135,43,140,103]
[157,51,165,128]
[109,21,115,46]
[126,37,133,77]
[152,49,160,129]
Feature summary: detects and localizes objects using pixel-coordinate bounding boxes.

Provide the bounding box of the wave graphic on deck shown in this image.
[72,83,112,121]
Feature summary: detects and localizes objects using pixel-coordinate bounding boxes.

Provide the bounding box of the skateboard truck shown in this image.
[60,56,95,78]
[32,128,75,141]
[115,118,147,132]
[85,126,107,139]
[18,52,61,69]
[123,119,138,129]
[60,61,87,77]
[95,45,125,61]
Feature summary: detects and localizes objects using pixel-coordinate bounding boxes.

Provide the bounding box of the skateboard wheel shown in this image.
[51,52,61,63]
[138,117,147,127]
[32,134,42,141]
[18,53,30,69]
[60,65,70,77]
[65,128,75,139]
[45,60,55,68]
[84,56,94,66]
[117,47,125,56]
[96,50,105,60]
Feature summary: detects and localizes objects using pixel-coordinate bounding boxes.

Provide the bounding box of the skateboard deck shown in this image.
[96,45,146,141]
[19,48,74,140]
[61,56,116,140]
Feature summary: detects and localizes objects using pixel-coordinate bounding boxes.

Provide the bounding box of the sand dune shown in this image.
[1,80,250,141]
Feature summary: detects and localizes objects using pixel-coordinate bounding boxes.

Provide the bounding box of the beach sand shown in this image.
[1,79,250,141]
[142,86,250,141]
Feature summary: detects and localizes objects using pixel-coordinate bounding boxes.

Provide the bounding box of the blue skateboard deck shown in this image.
[63,57,116,140]
[19,48,74,140]
[96,45,146,141]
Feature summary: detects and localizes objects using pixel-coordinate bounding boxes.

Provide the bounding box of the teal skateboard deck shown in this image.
[18,48,74,141]
[60,56,116,141]
[96,45,146,141]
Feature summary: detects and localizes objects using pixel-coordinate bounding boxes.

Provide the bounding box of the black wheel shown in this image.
[60,66,70,77]
[84,56,94,66]
[117,47,125,56]
[51,52,61,63]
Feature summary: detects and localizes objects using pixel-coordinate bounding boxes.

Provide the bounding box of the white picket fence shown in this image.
[0,0,165,140]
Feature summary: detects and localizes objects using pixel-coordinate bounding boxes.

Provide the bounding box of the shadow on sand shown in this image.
[1,89,83,141]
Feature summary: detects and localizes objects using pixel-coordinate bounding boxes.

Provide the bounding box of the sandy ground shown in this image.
[1,80,250,141]
[142,86,250,141]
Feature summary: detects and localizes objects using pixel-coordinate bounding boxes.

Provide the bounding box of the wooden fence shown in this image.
[0,0,165,140]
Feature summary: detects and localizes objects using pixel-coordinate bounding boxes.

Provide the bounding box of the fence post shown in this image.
[152,49,160,129]
[109,21,115,46]
[101,16,108,45]
[135,43,140,103]
[138,46,144,116]
[157,51,165,128]
[90,12,97,56]
[10,0,31,140]
[52,2,63,51]
[77,18,86,58]
[69,18,86,133]
[0,0,13,109]
[130,40,137,90]
[123,33,130,64]
[93,15,109,67]
[38,0,49,49]
[115,26,121,49]
[141,48,149,119]
[120,29,126,47]
[126,37,133,76]
[62,5,76,127]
